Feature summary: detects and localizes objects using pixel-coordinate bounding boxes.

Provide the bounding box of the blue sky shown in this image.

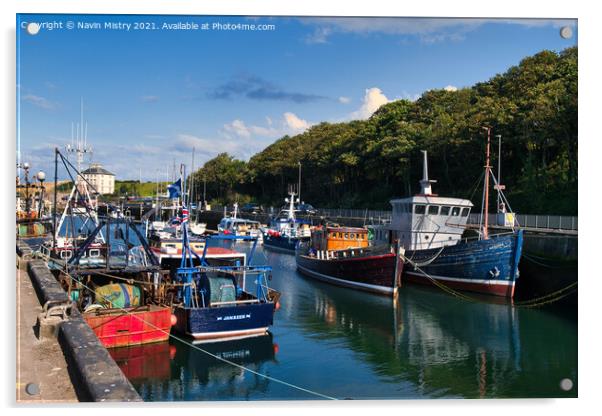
[16,15,577,181]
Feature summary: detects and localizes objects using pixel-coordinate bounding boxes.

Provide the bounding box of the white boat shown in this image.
[218,203,263,242]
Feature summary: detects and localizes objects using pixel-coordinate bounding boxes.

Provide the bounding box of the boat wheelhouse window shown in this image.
[428,205,439,215]
[89,249,100,257]
[440,206,451,215]
[414,204,426,214]
[451,207,461,216]
[461,207,470,217]
[60,250,72,259]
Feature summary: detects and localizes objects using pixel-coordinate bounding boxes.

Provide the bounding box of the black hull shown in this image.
[296,246,401,295]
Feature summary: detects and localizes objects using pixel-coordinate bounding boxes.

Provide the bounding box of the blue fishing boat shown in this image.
[372,129,523,298]
[171,167,280,342]
[261,189,312,254]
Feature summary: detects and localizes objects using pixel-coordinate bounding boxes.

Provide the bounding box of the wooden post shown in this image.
[393,240,402,296]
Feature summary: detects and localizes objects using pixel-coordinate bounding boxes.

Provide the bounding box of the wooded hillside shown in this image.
[190,47,577,215]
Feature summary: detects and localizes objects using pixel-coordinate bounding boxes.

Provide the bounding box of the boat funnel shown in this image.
[419,150,437,195]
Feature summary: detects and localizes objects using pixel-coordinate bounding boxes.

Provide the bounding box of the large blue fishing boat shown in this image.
[171,167,280,342]
[261,189,312,254]
[372,129,523,298]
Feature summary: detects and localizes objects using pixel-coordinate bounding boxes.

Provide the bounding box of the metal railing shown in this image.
[200,205,576,231]
[466,213,578,231]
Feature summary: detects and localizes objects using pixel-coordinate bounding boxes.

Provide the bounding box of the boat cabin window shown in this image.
[440,206,451,216]
[461,207,470,217]
[428,205,439,215]
[89,249,100,257]
[165,243,176,248]
[60,250,72,259]
[451,207,461,216]
[414,204,426,214]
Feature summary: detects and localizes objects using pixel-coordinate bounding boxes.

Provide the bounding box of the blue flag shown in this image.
[167,178,182,199]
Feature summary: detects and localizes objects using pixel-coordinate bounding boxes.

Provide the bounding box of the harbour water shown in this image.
[107,242,577,401]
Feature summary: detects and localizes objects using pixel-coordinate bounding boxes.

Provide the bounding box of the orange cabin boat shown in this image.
[310,225,370,252]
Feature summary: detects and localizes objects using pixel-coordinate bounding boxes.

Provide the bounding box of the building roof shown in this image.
[81,164,115,176]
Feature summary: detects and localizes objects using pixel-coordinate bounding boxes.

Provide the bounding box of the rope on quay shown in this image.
[399,252,577,308]
[58,269,339,401]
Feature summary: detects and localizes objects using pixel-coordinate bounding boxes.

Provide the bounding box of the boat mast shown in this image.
[286,187,297,222]
[298,161,302,202]
[190,147,195,208]
[482,127,492,240]
[495,134,506,213]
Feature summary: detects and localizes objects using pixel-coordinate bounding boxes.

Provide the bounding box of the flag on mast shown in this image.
[167,178,182,199]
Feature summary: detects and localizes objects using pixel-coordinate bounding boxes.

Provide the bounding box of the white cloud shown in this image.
[350,87,390,120]
[223,119,252,138]
[305,26,332,44]
[222,112,312,142]
[21,94,58,110]
[444,85,458,92]
[338,96,351,104]
[284,112,310,132]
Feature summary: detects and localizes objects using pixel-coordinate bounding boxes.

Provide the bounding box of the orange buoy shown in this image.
[273,343,279,354]
[275,301,281,311]
[170,314,178,326]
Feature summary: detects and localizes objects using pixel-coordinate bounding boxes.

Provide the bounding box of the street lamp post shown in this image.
[23,162,31,214]
[37,171,46,218]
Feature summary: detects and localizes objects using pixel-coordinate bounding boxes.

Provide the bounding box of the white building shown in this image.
[82,163,115,195]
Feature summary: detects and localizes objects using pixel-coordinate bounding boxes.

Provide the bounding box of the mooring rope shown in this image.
[399,251,577,308]
[399,252,480,303]
[522,253,574,269]
[59,269,338,401]
[412,246,445,267]
[513,281,578,307]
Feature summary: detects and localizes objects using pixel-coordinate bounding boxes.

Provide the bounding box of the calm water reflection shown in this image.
[110,243,577,400]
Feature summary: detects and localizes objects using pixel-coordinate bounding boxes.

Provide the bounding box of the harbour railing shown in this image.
[466,213,578,232]
[204,204,576,232]
[207,204,392,223]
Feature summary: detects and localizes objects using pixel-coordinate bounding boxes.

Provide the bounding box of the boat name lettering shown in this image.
[216,314,251,321]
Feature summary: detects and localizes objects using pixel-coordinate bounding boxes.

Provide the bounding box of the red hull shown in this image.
[84,305,173,348]
[108,342,172,380]
[403,271,515,298]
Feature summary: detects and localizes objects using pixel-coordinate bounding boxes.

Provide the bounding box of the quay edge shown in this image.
[17,244,142,402]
